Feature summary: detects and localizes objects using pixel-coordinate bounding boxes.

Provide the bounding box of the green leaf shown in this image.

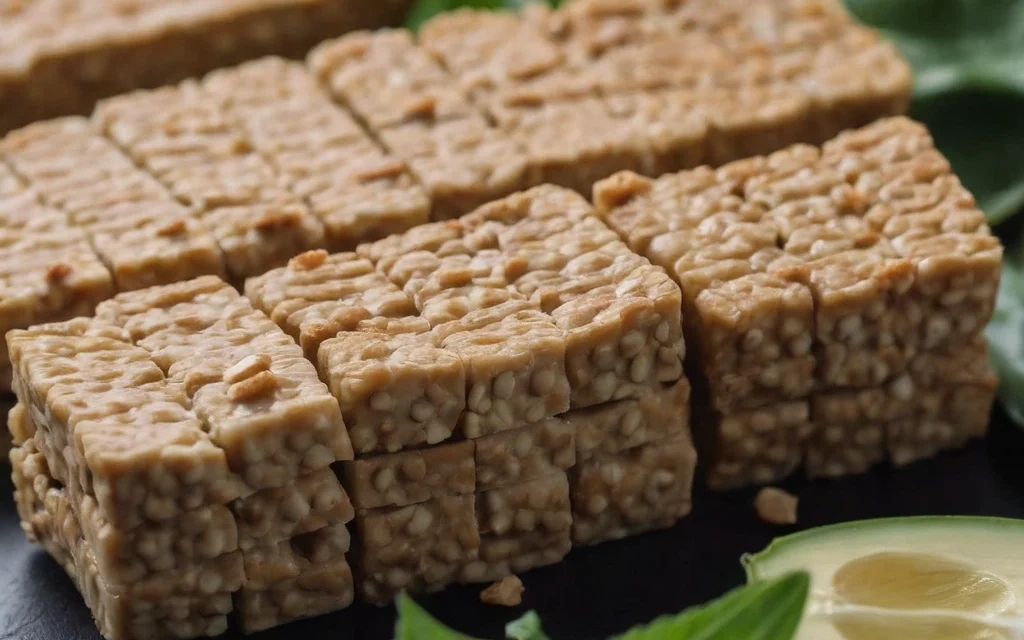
[987,240,1024,425]
[405,0,555,30]
[844,0,1024,100]
[394,592,483,640]
[506,611,551,640]
[607,572,809,640]
[908,90,1024,225]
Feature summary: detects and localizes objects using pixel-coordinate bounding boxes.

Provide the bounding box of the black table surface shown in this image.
[3,406,1024,640]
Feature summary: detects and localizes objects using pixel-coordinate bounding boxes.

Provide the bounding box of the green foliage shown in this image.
[394,572,810,640]
[846,0,1024,423]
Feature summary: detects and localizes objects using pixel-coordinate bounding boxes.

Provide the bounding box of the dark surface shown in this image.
[3,407,1024,640]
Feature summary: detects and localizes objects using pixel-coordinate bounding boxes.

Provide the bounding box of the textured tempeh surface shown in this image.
[5,2,1002,638]
[0,0,910,389]
[594,116,1000,489]
[6,117,1001,639]
[0,0,413,134]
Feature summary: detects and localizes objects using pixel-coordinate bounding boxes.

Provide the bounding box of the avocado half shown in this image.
[742,517,1024,639]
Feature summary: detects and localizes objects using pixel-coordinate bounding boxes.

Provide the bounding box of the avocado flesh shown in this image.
[742,517,1024,640]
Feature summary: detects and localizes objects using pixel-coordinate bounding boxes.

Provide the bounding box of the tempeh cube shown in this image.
[434,301,571,437]
[474,418,575,490]
[13,404,242,583]
[95,277,353,490]
[1,117,225,290]
[11,442,238,640]
[203,59,430,250]
[887,383,995,467]
[893,233,1002,350]
[341,440,476,509]
[308,30,474,130]
[8,319,238,529]
[355,494,480,604]
[550,261,685,408]
[236,522,355,633]
[232,468,355,551]
[378,115,532,220]
[319,330,465,455]
[94,85,326,281]
[0,229,115,378]
[570,433,696,545]
[496,98,651,195]
[807,378,915,478]
[568,377,691,460]
[781,250,916,388]
[463,472,573,583]
[690,273,814,412]
[698,401,812,490]
[245,250,418,360]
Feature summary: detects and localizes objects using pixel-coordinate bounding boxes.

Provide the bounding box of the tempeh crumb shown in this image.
[480,575,525,607]
[753,487,799,526]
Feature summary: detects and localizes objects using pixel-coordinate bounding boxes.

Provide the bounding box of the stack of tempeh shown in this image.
[8,185,696,638]
[0,0,413,134]
[0,0,911,393]
[9,277,360,636]
[246,183,693,601]
[594,117,1001,488]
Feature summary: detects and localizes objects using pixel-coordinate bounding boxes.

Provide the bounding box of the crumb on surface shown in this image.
[754,487,798,525]
[480,575,524,607]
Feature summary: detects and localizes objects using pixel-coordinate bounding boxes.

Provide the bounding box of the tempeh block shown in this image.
[96,277,353,490]
[308,29,474,131]
[245,250,418,361]
[378,115,532,220]
[11,441,238,640]
[496,98,652,195]
[0,228,115,377]
[570,434,696,545]
[341,440,476,510]
[474,418,575,490]
[567,378,691,460]
[232,468,355,551]
[434,301,571,437]
[236,522,355,633]
[8,319,238,529]
[355,494,480,604]
[887,383,995,467]
[463,472,573,583]
[807,378,915,478]
[691,273,814,412]
[783,250,916,388]
[94,85,326,281]
[1,117,225,290]
[14,403,242,583]
[203,58,430,250]
[0,0,414,134]
[698,401,812,490]
[319,330,465,455]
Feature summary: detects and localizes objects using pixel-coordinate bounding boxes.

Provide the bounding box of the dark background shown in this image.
[3,405,1024,640]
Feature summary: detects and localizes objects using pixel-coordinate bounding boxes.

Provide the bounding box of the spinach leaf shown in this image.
[394,592,482,640]
[505,611,551,640]
[394,572,809,639]
[608,572,809,640]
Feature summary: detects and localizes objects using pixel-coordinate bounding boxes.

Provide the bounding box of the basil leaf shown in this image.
[607,572,809,640]
[506,611,551,640]
[395,592,482,640]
